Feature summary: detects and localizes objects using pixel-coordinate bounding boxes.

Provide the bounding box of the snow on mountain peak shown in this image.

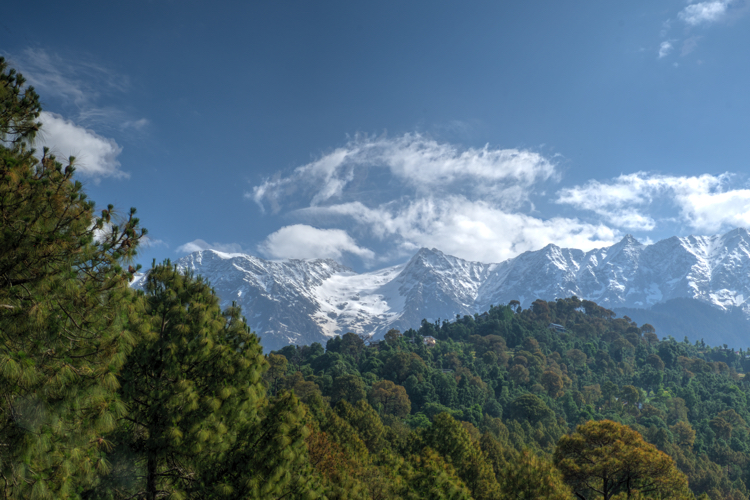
[133,228,750,350]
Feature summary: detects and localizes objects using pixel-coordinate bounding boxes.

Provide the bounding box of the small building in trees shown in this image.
[423,335,437,347]
[548,323,566,332]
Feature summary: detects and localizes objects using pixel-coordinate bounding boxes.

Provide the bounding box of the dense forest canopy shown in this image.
[3,58,750,499]
[268,297,750,499]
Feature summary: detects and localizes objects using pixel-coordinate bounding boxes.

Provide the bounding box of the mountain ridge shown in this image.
[134,228,750,350]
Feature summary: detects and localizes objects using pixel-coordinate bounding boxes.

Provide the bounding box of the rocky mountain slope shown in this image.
[133,228,750,351]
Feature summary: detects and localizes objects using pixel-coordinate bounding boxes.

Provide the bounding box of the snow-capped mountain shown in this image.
[136,228,750,351]
[478,228,750,313]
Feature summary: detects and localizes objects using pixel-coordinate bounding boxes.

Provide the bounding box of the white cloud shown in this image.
[557,173,658,209]
[678,1,731,26]
[659,1,747,62]
[176,239,245,254]
[3,48,149,182]
[303,197,616,263]
[248,134,622,264]
[556,172,750,233]
[258,225,375,261]
[658,41,674,58]
[248,133,750,265]
[36,111,126,179]
[250,133,557,212]
[671,177,750,231]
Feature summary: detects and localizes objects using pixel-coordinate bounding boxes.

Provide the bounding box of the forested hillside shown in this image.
[4,57,750,500]
[268,297,750,499]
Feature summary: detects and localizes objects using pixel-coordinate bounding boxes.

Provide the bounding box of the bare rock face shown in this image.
[134,228,750,351]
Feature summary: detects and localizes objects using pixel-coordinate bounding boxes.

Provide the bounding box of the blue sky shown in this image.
[3,1,750,271]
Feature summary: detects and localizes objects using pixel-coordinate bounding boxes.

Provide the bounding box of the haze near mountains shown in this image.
[134,228,750,351]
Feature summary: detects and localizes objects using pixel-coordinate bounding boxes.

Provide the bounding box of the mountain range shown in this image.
[132,228,750,351]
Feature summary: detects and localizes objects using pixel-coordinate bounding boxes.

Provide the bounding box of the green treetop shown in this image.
[0,59,146,499]
[95,262,320,500]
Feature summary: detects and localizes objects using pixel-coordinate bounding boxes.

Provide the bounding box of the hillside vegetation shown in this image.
[268,297,750,499]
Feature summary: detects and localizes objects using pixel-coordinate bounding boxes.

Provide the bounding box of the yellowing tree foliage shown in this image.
[554,420,692,500]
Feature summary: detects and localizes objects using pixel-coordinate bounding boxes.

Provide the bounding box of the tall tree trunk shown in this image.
[146,454,157,500]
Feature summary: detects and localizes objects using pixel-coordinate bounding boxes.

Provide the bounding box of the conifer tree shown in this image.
[0,58,146,498]
[405,448,471,500]
[495,449,572,500]
[334,400,386,455]
[421,413,501,500]
[0,57,41,145]
[202,390,323,500]
[98,262,320,499]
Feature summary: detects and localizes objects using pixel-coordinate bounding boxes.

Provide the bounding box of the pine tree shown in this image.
[495,449,572,500]
[0,58,146,498]
[0,57,41,145]
[96,262,321,499]
[405,448,472,500]
[421,413,501,500]
[204,391,323,499]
